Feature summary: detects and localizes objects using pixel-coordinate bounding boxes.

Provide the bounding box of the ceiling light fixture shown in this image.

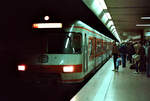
[111,25,116,29]
[136,24,150,26]
[105,12,112,19]
[141,17,150,20]
[145,32,150,36]
[98,0,107,9]
[109,21,114,25]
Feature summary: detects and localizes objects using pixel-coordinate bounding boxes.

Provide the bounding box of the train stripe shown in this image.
[64,26,103,37]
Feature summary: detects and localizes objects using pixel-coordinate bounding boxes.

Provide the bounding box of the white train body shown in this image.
[18,20,113,83]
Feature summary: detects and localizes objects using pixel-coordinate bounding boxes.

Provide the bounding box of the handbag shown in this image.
[132,54,140,62]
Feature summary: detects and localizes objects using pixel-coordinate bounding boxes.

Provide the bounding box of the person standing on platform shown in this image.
[112,41,119,71]
[126,40,136,63]
[137,42,146,72]
[119,42,127,68]
[132,49,140,74]
[144,41,150,77]
[116,55,122,72]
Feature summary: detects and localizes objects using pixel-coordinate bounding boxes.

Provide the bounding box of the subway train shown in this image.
[17,16,114,83]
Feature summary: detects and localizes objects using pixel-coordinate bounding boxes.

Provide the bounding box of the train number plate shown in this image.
[39,55,48,63]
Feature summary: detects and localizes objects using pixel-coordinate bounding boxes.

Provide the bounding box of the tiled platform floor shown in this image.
[104,61,150,101]
[71,58,150,101]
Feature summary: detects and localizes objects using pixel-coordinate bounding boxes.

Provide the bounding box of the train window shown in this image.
[20,34,46,54]
[88,39,92,56]
[72,34,82,53]
[47,32,82,54]
[103,41,107,51]
[32,30,82,54]
[96,39,103,54]
[88,37,95,60]
[106,42,109,50]
[103,41,106,51]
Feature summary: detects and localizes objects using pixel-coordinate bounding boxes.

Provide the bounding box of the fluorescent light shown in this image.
[114,31,121,43]
[91,0,103,15]
[111,25,116,29]
[101,14,108,24]
[109,21,114,25]
[112,29,116,33]
[107,21,112,28]
[136,24,150,26]
[110,25,115,31]
[105,12,112,19]
[141,17,150,19]
[145,32,150,36]
[98,0,107,9]
[132,35,141,39]
[112,30,116,34]
[33,23,62,28]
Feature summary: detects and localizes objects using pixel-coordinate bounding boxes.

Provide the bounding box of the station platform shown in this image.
[71,57,150,101]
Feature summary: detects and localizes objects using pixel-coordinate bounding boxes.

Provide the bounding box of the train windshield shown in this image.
[32,31,82,54]
[47,32,82,54]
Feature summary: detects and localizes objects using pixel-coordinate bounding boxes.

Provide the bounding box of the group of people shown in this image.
[112,40,150,77]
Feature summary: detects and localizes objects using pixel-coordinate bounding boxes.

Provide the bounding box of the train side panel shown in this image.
[64,21,111,82]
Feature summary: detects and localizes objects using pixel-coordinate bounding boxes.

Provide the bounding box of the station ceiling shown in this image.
[4,0,150,42]
[105,0,150,41]
[1,0,117,41]
[7,0,117,40]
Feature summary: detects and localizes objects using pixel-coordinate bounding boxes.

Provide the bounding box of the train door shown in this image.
[83,33,88,72]
[94,37,96,67]
[95,38,103,67]
[101,38,104,64]
[103,37,108,62]
[88,37,96,70]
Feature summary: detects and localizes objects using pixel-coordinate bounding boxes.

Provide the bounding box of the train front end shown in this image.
[17,17,83,83]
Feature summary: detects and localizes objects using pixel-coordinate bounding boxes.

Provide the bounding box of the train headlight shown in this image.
[18,64,26,71]
[63,66,74,72]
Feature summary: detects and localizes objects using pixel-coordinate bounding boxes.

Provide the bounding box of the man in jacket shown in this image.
[119,42,127,68]
[112,41,119,71]
[137,43,146,72]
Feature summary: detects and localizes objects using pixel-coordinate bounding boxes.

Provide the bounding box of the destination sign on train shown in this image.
[33,23,63,28]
